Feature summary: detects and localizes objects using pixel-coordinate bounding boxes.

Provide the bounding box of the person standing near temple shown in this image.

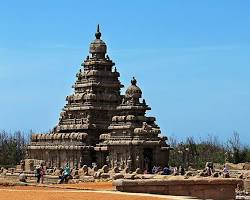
[35,165,41,183]
[59,163,70,184]
[40,164,45,184]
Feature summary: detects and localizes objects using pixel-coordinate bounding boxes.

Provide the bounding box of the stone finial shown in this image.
[89,24,106,55]
[131,77,137,85]
[95,24,101,39]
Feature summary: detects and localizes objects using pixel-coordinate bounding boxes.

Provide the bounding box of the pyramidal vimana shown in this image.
[27,25,170,172]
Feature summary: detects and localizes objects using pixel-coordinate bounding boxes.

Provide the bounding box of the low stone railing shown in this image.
[113,178,243,200]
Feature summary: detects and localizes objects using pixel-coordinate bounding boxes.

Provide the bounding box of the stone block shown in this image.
[113,178,243,200]
[124,173,136,179]
[142,174,155,179]
[79,175,94,182]
[113,173,124,180]
[100,173,110,179]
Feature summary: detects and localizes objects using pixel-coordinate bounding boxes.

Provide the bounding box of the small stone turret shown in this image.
[124,77,142,105]
[89,24,107,58]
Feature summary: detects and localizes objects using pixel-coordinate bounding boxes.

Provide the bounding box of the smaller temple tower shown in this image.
[97,77,169,172]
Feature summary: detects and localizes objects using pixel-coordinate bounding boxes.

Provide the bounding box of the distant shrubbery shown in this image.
[169,132,250,169]
[0,130,29,168]
[0,130,249,169]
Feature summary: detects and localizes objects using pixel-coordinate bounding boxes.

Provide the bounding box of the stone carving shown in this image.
[101,165,109,173]
[78,165,88,176]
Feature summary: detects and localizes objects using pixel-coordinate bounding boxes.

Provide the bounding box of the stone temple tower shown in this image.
[97,77,169,171]
[56,25,124,146]
[27,25,169,171]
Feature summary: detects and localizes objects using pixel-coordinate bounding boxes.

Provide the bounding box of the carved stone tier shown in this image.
[27,145,92,150]
[30,132,88,141]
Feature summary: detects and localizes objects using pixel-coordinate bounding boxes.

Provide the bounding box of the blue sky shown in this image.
[0,0,250,144]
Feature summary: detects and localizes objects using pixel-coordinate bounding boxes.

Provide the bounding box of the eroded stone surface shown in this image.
[113,178,243,200]
[26,25,170,173]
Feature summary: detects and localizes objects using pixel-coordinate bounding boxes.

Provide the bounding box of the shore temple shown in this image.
[27,25,170,172]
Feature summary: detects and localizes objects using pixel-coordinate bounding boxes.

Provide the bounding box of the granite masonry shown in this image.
[27,25,170,172]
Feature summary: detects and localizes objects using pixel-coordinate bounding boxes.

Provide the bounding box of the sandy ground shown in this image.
[0,182,197,200]
[0,186,180,200]
[58,181,115,190]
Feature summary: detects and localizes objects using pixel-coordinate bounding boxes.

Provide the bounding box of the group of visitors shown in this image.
[149,163,229,177]
[35,164,45,183]
[205,163,214,176]
[203,163,229,177]
[34,162,71,184]
[150,165,185,175]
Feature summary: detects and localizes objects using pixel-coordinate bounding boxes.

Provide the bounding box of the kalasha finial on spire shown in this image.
[95,24,101,39]
[131,77,137,85]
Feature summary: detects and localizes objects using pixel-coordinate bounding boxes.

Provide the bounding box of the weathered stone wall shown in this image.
[113,178,243,200]
[28,149,93,168]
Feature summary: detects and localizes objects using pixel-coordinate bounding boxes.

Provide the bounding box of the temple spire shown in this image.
[95,24,101,39]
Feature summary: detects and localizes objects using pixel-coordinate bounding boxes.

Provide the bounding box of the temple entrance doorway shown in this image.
[143,148,153,173]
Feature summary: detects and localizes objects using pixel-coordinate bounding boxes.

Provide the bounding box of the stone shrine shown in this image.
[27,25,170,172]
